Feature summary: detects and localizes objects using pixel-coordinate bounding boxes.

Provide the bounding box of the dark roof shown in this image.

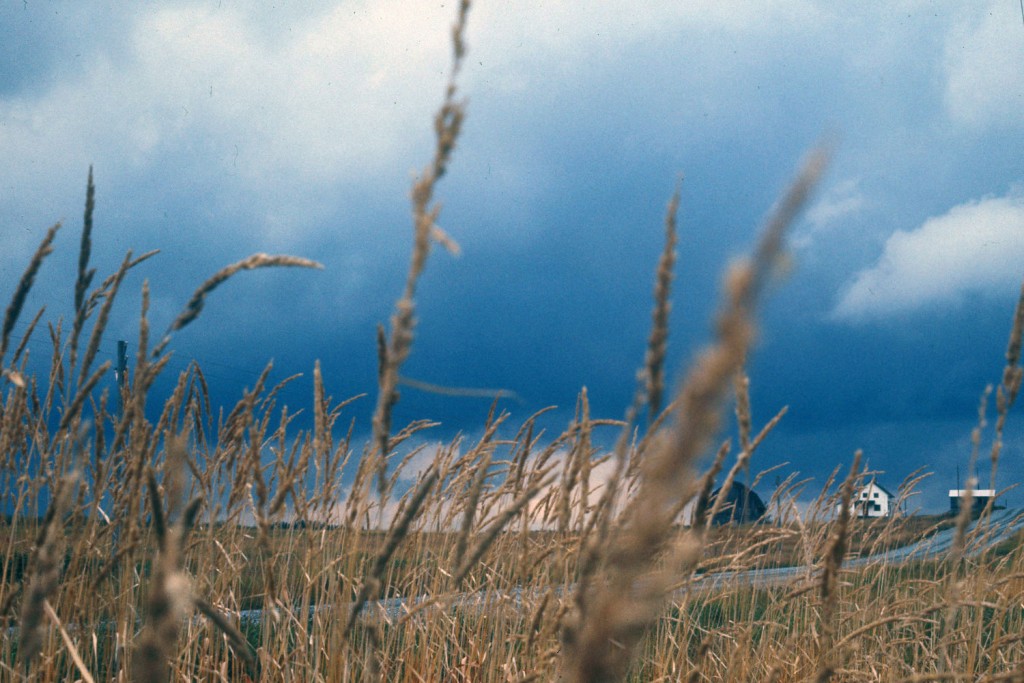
[864,480,895,498]
[709,482,767,526]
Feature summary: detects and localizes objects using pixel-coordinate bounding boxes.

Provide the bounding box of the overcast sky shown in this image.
[2,1,1023,513]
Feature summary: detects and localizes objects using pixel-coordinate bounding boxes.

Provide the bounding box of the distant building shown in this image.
[850,481,896,518]
[709,482,767,526]
[949,489,997,516]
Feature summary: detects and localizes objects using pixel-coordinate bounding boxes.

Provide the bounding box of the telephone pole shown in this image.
[115,340,128,417]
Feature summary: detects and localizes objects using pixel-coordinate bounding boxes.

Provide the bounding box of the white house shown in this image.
[850,481,895,518]
[949,489,997,516]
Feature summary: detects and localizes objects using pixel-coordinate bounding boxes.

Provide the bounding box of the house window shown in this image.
[873,492,878,498]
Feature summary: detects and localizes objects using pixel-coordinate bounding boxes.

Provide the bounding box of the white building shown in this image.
[949,489,997,515]
[850,481,895,518]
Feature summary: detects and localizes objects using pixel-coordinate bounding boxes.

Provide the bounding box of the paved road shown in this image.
[238,508,1024,624]
[9,509,1023,636]
[690,507,1024,593]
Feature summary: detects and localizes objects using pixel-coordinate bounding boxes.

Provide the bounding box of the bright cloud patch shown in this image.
[0,3,454,231]
[793,178,865,249]
[943,0,1024,128]
[832,193,1024,320]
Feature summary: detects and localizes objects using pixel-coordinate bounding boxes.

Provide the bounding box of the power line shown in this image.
[398,374,520,402]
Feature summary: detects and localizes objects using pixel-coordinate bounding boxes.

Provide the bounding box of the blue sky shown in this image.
[2,1,1023,513]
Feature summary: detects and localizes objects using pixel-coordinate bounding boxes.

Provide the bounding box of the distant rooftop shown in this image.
[949,490,996,497]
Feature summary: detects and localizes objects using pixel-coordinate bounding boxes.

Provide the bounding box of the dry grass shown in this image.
[3,4,1024,682]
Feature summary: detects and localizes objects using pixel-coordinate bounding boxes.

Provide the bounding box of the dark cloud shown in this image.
[3,2,1024,513]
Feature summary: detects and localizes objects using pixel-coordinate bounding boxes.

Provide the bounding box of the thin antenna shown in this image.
[1020,0,1023,26]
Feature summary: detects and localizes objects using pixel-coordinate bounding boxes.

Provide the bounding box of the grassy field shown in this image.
[3,3,1024,681]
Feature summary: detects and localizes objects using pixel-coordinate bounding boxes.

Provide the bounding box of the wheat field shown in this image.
[3,3,1024,682]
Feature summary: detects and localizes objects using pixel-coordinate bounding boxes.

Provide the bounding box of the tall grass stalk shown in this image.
[4,9,1024,683]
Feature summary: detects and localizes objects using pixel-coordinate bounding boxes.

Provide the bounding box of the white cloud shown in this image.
[470,0,824,59]
[0,0,844,275]
[0,0,832,189]
[463,0,831,107]
[794,178,865,249]
[832,192,1024,320]
[806,179,865,228]
[0,1,1004,270]
[943,0,1024,128]
[0,3,456,239]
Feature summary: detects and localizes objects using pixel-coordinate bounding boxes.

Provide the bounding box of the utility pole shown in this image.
[115,340,128,417]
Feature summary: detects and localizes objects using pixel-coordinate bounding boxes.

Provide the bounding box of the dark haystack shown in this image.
[709,482,766,526]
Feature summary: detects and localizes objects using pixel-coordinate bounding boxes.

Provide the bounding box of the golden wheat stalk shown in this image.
[132,468,204,683]
[69,166,97,372]
[644,180,681,419]
[816,450,862,680]
[42,599,96,683]
[345,467,440,634]
[193,596,257,677]
[370,0,471,498]
[76,250,132,388]
[560,145,828,683]
[18,471,76,669]
[988,278,1024,491]
[1,222,60,366]
[153,253,322,358]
